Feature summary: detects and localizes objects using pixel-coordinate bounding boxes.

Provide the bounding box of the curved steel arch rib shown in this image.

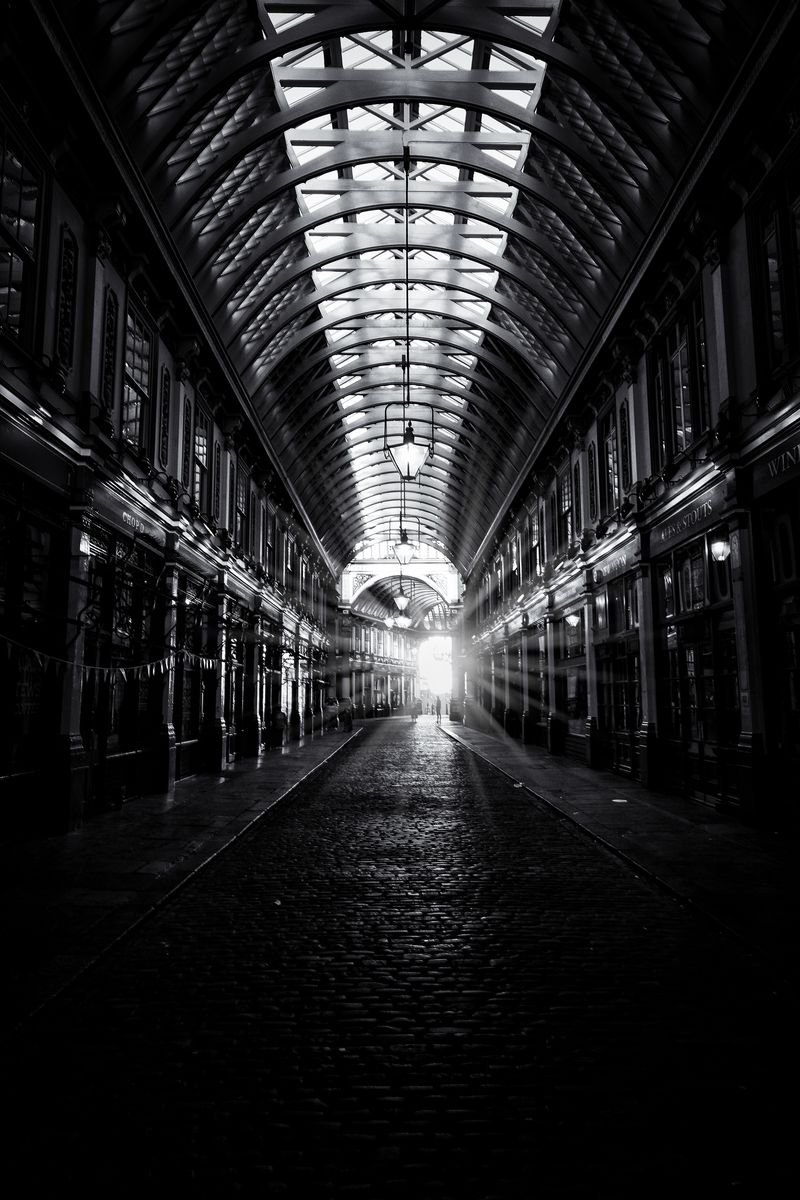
[50,0,772,579]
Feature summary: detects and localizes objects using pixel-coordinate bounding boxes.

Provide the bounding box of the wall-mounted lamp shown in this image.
[565,611,582,628]
[710,536,731,563]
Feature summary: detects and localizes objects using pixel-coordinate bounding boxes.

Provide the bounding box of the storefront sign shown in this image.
[92,485,166,548]
[651,481,726,552]
[592,544,635,584]
[752,426,800,496]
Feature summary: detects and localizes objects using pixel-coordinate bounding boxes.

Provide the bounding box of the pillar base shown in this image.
[636,720,658,787]
[152,722,177,792]
[239,712,261,757]
[200,718,226,774]
[547,711,565,755]
[503,707,521,739]
[45,732,90,833]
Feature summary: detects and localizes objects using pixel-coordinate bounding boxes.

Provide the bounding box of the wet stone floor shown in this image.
[3,719,795,1197]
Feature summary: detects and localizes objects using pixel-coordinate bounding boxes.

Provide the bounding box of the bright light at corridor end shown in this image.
[417,636,452,696]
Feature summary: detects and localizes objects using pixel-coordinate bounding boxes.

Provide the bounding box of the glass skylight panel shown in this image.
[418,161,460,183]
[351,162,394,181]
[263,10,312,35]
[488,45,546,73]
[479,110,523,135]
[281,85,325,107]
[464,234,504,256]
[507,14,551,35]
[453,296,491,318]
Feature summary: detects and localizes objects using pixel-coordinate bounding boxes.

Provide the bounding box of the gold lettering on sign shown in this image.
[767,442,800,479]
[658,499,713,544]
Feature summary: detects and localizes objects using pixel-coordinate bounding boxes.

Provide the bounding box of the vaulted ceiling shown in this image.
[47,0,770,579]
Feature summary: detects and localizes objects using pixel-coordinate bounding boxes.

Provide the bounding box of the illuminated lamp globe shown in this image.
[388,421,429,481]
[393,529,416,565]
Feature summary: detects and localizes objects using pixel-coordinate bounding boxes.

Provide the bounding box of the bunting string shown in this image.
[0,632,219,682]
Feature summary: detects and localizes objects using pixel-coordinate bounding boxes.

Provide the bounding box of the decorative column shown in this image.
[545,606,564,754]
[49,478,94,831]
[448,610,465,724]
[289,626,301,740]
[239,604,262,757]
[520,619,534,743]
[303,641,315,737]
[200,575,227,773]
[504,634,522,739]
[635,563,659,785]
[728,507,766,817]
[584,572,602,768]
[152,532,179,791]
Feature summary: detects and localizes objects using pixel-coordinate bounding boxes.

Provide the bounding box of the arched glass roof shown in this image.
[54,0,768,578]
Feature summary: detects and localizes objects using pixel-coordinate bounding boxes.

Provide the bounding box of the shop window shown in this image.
[709,549,732,603]
[557,467,572,551]
[548,492,557,556]
[766,511,798,584]
[608,579,626,635]
[121,304,154,450]
[649,291,710,470]
[619,401,631,493]
[181,397,192,489]
[594,589,608,632]
[573,461,582,536]
[157,365,171,467]
[566,666,587,722]
[677,544,706,612]
[658,563,675,621]
[587,442,598,522]
[0,117,40,345]
[624,576,639,629]
[213,442,221,520]
[510,536,520,594]
[599,409,619,517]
[529,506,542,578]
[235,462,250,550]
[565,612,584,658]
[754,167,800,375]
[193,406,209,513]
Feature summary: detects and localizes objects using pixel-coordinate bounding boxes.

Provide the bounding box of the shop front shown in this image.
[0,466,71,833]
[78,510,169,813]
[589,545,641,776]
[649,482,740,804]
[750,424,800,825]
[551,580,589,760]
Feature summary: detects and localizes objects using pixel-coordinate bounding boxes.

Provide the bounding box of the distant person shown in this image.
[435,696,442,724]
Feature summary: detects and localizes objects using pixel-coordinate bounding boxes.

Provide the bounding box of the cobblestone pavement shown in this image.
[4,720,795,1197]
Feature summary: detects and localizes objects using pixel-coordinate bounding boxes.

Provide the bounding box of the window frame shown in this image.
[121,301,155,452]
